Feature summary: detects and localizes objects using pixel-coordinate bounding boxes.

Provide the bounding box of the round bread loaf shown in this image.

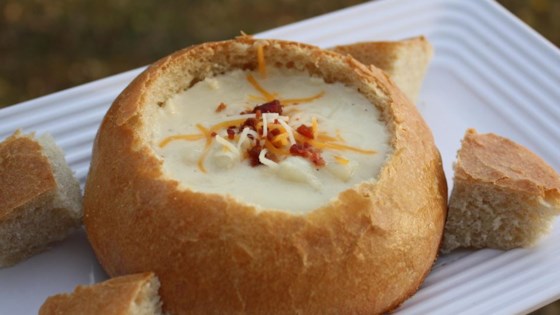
[84,36,447,314]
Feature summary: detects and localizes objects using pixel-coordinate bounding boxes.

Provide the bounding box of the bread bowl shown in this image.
[83,36,447,314]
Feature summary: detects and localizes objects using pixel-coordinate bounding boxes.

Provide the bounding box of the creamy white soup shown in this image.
[149,66,391,213]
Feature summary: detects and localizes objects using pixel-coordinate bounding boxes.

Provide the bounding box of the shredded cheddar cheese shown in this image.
[159,134,204,147]
[247,73,324,106]
[237,127,257,151]
[311,116,319,139]
[247,74,275,101]
[334,155,350,165]
[215,134,239,154]
[259,148,277,167]
[196,124,213,173]
[257,45,267,79]
[317,133,338,142]
[281,91,325,105]
[272,132,289,146]
[277,118,296,145]
[264,140,287,156]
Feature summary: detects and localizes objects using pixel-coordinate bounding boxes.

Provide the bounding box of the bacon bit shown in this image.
[215,102,227,113]
[289,143,325,167]
[210,132,217,137]
[255,109,262,119]
[310,151,326,167]
[289,143,309,157]
[247,143,263,166]
[239,118,257,132]
[226,127,236,140]
[253,99,282,115]
[296,124,314,139]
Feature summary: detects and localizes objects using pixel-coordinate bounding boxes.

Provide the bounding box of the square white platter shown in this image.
[1,0,560,314]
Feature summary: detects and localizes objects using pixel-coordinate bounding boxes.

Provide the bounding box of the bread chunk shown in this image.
[442,129,560,253]
[0,131,82,267]
[331,36,433,102]
[39,273,163,315]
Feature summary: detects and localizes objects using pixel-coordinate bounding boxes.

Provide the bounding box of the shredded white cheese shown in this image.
[262,113,268,137]
[261,113,280,138]
[237,127,258,150]
[215,135,239,154]
[258,148,278,167]
[277,118,295,145]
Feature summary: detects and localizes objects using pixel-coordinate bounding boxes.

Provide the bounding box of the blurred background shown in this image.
[0,0,559,313]
[1,0,559,108]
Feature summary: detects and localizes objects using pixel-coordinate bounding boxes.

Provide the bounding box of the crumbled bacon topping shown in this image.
[296,124,314,139]
[236,99,327,168]
[226,126,236,140]
[215,102,227,113]
[247,143,262,166]
[239,118,257,132]
[289,143,325,167]
[253,99,282,115]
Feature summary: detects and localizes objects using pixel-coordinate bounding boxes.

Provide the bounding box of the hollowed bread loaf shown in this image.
[83,36,447,314]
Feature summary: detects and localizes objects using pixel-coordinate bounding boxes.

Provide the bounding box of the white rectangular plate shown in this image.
[1,0,560,314]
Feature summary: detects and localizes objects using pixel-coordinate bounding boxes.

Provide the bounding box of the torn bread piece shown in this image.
[39,272,163,315]
[330,36,433,102]
[442,129,560,253]
[0,130,82,267]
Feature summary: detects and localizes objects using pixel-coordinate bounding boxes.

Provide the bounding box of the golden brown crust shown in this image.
[442,129,560,252]
[39,273,155,315]
[0,131,56,222]
[84,36,447,314]
[456,129,560,200]
[331,36,431,71]
[331,36,433,102]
